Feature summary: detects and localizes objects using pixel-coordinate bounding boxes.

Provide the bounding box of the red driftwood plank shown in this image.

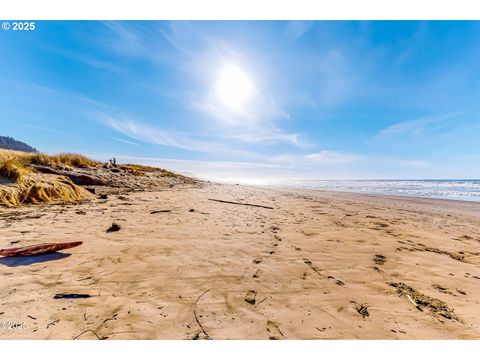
[0,241,83,257]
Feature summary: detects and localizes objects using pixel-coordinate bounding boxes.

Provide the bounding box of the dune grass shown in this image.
[0,149,193,207]
[119,163,193,182]
[0,150,101,169]
[0,159,30,182]
[0,177,92,207]
[0,150,97,207]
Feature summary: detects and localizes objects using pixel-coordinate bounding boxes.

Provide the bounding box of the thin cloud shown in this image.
[99,112,288,160]
[39,44,126,73]
[305,151,360,164]
[378,112,464,138]
[100,114,208,151]
[270,151,361,166]
[285,21,315,42]
[112,137,139,146]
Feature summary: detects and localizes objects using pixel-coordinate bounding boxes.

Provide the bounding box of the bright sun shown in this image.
[215,63,254,111]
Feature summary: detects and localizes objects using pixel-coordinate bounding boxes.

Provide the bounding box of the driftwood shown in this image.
[54,293,91,299]
[150,210,172,214]
[208,198,274,210]
[406,294,423,311]
[0,241,83,257]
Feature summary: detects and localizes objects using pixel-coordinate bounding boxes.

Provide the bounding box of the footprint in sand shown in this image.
[244,290,257,305]
[266,320,284,340]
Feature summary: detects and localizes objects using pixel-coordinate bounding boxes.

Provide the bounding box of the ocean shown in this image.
[277,180,480,203]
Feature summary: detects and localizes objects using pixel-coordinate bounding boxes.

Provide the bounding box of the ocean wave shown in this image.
[278,180,480,202]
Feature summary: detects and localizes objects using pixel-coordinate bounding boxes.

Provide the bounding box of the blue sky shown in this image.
[1,21,479,182]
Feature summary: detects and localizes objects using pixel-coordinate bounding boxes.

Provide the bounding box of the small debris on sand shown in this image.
[106,222,121,233]
[389,282,462,322]
[355,304,370,318]
[373,254,386,265]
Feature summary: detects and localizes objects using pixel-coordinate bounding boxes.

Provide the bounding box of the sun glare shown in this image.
[215,63,254,111]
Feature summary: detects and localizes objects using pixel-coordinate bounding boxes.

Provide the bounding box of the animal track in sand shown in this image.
[302,258,346,286]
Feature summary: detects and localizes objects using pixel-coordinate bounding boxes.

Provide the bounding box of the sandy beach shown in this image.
[0,182,479,339]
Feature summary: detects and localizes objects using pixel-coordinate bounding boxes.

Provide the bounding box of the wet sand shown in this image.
[0,183,479,339]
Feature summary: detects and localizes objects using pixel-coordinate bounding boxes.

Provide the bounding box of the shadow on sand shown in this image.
[0,252,71,267]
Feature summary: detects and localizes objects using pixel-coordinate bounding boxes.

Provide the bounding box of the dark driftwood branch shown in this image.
[193,289,212,340]
[207,198,274,210]
[54,293,91,299]
[150,210,172,214]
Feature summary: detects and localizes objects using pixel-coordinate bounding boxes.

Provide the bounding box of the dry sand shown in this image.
[0,183,479,339]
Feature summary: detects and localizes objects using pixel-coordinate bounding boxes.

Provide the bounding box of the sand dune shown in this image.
[1,183,479,339]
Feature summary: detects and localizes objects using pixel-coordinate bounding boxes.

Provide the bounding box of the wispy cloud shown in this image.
[101,21,152,57]
[99,112,287,160]
[39,44,126,73]
[112,137,139,146]
[285,21,315,42]
[100,113,211,152]
[305,151,360,164]
[378,112,464,138]
[271,151,361,165]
